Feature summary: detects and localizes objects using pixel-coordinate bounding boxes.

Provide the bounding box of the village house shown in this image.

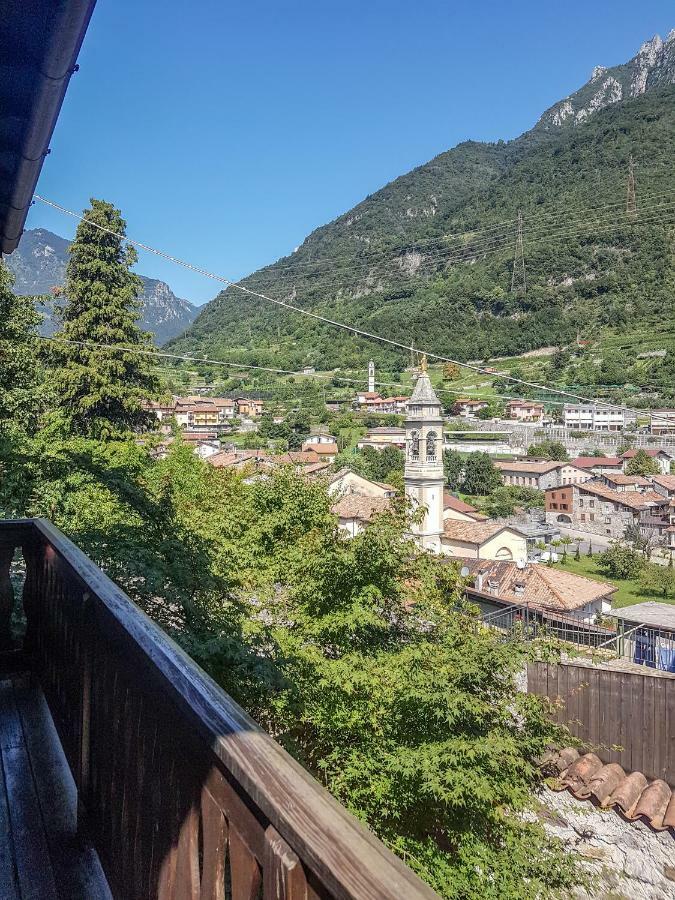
[304,432,338,446]
[300,440,338,463]
[494,460,591,490]
[332,495,392,537]
[620,448,674,476]
[545,482,667,540]
[443,493,488,523]
[653,474,675,499]
[453,398,489,418]
[563,404,627,432]
[354,390,382,406]
[570,456,625,476]
[361,395,410,414]
[328,469,397,499]
[504,399,545,423]
[357,427,406,450]
[600,473,653,492]
[649,409,675,435]
[441,520,528,561]
[462,559,616,622]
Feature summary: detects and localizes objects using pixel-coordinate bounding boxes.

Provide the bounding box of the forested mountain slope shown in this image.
[7,228,197,344]
[171,36,675,370]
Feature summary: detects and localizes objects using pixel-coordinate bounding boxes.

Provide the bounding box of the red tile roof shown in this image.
[578,482,664,510]
[443,493,488,520]
[543,748,675,833]
[654,475,675,492]
[571,456,623,469]
[495,460,563,474]
[442,520,512,544]
[463,559,615,611]
[622,448,671,458]
[301,441,338,455]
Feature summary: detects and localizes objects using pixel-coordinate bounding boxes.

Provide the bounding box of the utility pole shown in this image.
[626,154,637,218]
[510,210,527,295]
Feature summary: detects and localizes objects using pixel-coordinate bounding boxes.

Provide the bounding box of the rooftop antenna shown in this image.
[510,210,527,295]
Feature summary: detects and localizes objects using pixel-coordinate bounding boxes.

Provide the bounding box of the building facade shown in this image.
[563,404,626,432]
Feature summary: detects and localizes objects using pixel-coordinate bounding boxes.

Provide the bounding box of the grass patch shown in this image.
[553,554,675,608]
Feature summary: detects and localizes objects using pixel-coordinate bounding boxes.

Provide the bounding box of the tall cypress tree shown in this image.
[52,199,159,439]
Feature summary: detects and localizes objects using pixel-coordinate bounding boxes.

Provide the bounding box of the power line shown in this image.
[510,210,526,295]
[40,336,675,424]
[33,195,675,424]
[626,154,637,217]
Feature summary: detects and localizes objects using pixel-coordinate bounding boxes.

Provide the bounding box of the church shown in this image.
[404,359,527,562]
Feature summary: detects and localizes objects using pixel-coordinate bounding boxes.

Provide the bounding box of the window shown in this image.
[580,514,586,522]
[426,431,437,461]
[589,514,595,522]
[589,499,595,508]
[579,498,584,507]
[410,430,419,461]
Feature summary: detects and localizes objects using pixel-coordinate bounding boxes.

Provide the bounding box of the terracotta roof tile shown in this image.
[331,496,391,521]
[462,559,615,611]
[654,475,675,492]
[543,748,675,833]
[442,520,508,544]
[495,460,563,474]
[571,456,623,468]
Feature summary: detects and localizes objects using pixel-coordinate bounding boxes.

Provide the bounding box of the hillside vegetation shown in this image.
[170,83,675,375]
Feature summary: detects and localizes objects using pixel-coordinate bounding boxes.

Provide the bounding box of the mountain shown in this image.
[6,228,198,344]
[537,31,675,130]
[170,32,675,373]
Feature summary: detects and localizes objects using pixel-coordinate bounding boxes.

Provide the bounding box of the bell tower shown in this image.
[368,360,375,393]
[404,356,444,552]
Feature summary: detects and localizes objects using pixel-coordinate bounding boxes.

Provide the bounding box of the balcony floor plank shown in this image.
[0,678,111,900]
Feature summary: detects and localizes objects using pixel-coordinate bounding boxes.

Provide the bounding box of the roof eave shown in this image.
[1,0,98,255]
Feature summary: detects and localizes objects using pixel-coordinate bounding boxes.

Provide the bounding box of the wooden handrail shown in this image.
[0,518,439,900]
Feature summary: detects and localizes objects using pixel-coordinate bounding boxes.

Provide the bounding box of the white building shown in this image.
[368,360,375,393]
[563,404,626,432]
[404,359,445,553]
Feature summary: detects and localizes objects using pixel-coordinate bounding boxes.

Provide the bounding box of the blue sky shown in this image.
[26,0,674,305]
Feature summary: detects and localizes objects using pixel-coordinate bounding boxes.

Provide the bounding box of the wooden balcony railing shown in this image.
[0,518,439,900]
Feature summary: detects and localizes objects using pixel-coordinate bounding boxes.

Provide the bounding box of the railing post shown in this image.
[78,592,93,829]
[21,538,43,659]
[0,540,15,650]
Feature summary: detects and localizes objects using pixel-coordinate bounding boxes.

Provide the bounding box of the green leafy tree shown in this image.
[625,449,660,476]
[0,262,41,431]
[527,440,569,461]
[49,199,159,439]
[443,449,464,490]
[597,542,644,580]
[639,563,675,599]
[462,452,501,496]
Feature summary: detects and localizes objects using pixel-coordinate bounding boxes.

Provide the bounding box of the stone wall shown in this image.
[538,788,675,899]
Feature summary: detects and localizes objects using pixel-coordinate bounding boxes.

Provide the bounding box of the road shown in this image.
[557,526,671,566]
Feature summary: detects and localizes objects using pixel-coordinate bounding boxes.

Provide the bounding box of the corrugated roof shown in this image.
[543,748,675,833]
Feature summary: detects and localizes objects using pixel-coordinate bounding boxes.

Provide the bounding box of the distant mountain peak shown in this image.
[6,227,198,345]
[537,31,675,131]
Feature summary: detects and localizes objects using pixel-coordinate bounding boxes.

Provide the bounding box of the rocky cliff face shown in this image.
[537,31,675,130]
[6,228,197,345]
